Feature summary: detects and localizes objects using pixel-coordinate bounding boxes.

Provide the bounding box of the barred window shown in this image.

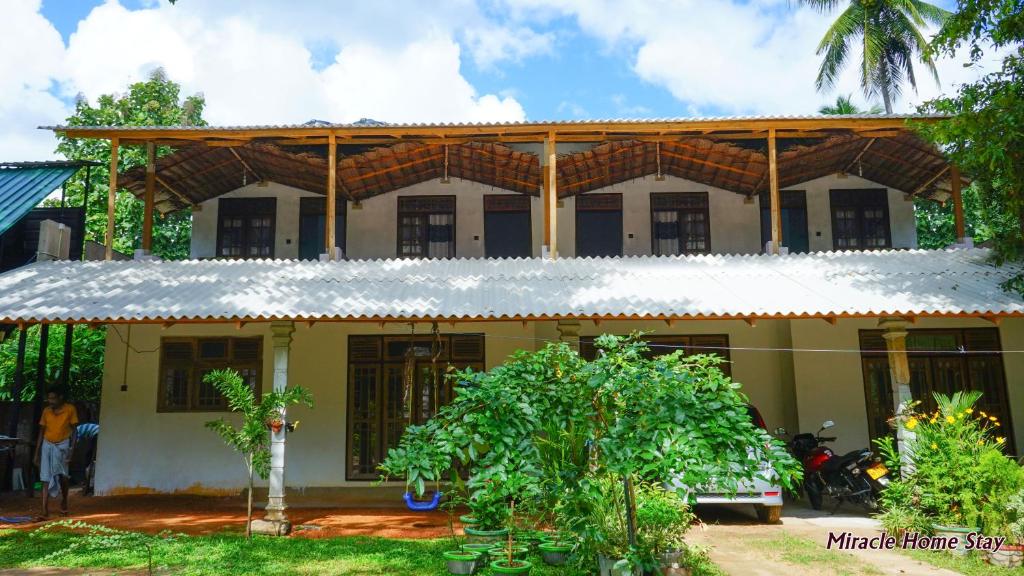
[398,196,455,258]
[650,193,710,255]
[830,189,890,250]
[217,198,276,259]
[158,337,262,412]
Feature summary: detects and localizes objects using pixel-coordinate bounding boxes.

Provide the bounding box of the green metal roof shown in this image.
[0,163,81,236]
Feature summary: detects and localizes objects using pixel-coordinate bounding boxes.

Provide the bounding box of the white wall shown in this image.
[188,173,917,259]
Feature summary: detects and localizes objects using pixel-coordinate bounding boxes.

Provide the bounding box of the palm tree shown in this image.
[802,0,949,114]
[818,94,885,114]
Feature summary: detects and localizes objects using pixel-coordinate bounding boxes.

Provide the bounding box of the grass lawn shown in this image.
[901,548,1018,576]
[0,526,724,576]
[746,533,883,576]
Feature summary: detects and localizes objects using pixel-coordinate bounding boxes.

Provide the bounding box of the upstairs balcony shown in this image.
[49,115,968,262]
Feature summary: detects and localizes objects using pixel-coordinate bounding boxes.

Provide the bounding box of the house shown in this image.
[0,116,1021,533]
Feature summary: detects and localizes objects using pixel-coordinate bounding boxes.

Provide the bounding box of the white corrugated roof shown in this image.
[0,249,1019,324]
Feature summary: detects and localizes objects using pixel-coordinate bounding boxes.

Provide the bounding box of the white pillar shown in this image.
[261,321,294,534]
[879,317,914,474]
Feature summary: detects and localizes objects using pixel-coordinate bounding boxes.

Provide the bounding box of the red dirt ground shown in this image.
[0,492,459,539]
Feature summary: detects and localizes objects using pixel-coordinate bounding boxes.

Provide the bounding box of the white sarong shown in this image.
[40,438,70,498]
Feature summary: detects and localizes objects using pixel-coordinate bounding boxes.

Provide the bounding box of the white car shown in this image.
[668,404,784,523]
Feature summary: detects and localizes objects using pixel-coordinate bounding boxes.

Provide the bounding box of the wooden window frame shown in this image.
[483,194,532,258]
[396,195,456,259]
[346,334,484,481]
[650,192,711,255]
[298,196,347,258]
[216,197,277,259]
[858,328,1014,452]
[829,189,891,250]
[157,337,263,412]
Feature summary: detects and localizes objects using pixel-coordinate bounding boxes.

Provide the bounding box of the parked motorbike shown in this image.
[788,420,890,512]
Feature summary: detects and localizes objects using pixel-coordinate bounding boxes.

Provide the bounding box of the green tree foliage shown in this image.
[380,336,799,567]
[54,68,205,260]
[917,1,1024,273]
[818,94,884,114]
[204,369,313,538]
[0,325,106,402]
[914,182,1020,248]
[802,0,949,113]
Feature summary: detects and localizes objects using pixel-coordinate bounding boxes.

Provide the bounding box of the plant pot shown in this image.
[987,542,1024,568]
[933,525,974,557]
[461,542,492,561]
[656,549,690,576]
[490,559,532,575]
[463,526,509,544]
[598,555,639,576]
[538,542,572,566]
[443,550,481,575]
[459,515,479,526]
[489,544,530,560]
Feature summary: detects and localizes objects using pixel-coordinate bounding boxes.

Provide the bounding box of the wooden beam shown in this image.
[327,132,337,258]
[142,142,156,253]
[951,164,965,241]
[843,138,876,174]
[744,318,758,327]
[767,128,781,254]
[912,165,951,196]
[229,147,263,182]
[982,315,1002,326]
[155,175,196,208]
[544,133,558,258]
[105,137,119,260]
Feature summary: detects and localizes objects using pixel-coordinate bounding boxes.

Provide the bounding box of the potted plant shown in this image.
[490,499,533,575]
[443,550,481,575]
[633,483,694,575]
[463,492,510,544]
[984,486,1024,567]
[538,540,573,566]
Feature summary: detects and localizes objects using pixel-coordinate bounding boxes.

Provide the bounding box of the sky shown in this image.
[0,0,999,161]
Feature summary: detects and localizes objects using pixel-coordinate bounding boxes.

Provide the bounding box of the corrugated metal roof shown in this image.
[41,114,944,132]
[0,249,1019,324]
[0,165,79,235]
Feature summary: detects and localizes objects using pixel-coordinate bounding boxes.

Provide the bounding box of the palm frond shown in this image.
[815,4,862,91]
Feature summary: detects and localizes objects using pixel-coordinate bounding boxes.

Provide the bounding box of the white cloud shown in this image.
[0,0,69,160]
[511,0,991,114]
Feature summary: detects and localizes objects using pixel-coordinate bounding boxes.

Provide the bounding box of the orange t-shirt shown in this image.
[40,404,79,443]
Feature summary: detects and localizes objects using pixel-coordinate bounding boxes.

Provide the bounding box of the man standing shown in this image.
[33,388,78,518]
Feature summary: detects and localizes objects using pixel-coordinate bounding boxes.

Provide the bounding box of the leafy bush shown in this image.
[29,520,179,575]
[380,335,800,569]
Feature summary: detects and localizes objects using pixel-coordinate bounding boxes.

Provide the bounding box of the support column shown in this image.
[4,327,28,491]
[28,324,49,496]
[61,324,74,387]
[326,133,337,259]
[879,317,914,474]
[105,138,119,261]
[767,128,782,255]
[543,133,558,259]
[556,319,581,351]
[141,142,156,254]
[257,321,294,535]
[950,165,967,243]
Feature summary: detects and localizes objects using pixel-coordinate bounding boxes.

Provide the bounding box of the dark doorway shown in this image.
[484,195,531,258]
[576,193,623,257]
[760,190,809,253]
[298,197,346,260]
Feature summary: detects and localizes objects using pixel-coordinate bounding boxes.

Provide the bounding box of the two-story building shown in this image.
[1,116,1021,531]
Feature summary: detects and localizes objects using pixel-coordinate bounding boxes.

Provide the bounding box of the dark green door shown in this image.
[760,190,809,253]
[299,197,346,260]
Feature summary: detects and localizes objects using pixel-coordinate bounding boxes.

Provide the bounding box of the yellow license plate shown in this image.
[867,463,888,480]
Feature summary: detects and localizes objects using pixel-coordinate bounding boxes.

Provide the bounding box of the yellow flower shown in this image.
[997,437,1006,444]
[978,440,985,445]
[989,416,998,422]
[905,417,919,430]
[980,411,988,418]
[958,413,966,420]
[946,415,956,424]
[965,408,974,414]
[931,443,938,450]
[930,417,938,424]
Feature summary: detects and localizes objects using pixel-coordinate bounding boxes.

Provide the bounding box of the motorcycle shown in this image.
[788,420,890,512]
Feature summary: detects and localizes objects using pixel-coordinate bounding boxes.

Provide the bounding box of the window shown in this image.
[217,198,276,259]
[580,334,730,376]
[576,193,623,257]
[830,189,890,250]
[347,334,484,480]
[484,195,532,258]
[398,196,455,258]
[859,329,1014,453]
[158,337,262,412]
[298,197,347,260]
[651,193,710,255]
